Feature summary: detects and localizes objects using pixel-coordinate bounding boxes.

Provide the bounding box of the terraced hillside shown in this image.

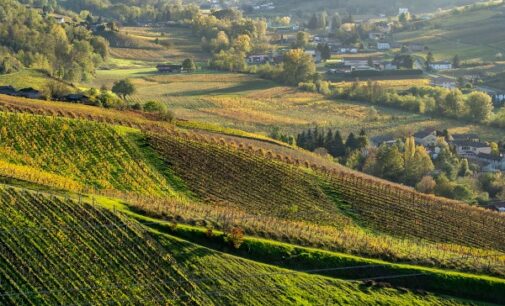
[0,186,470,305]
[148,131,505,258]
[0,112,174,195]
[0,186,207,305]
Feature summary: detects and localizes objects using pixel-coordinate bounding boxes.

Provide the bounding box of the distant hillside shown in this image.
[257,0,480,15]
[394,4,505,60]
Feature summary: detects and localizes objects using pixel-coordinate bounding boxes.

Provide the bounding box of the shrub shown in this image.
[226,226,245,249]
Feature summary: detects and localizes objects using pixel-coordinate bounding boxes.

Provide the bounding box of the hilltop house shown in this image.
[429,61,453,71]
[452,140,491,157]
[156,64,183,73]
[414,129,438,146]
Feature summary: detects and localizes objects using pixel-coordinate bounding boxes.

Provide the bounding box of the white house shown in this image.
[377,42,391,50]
[399,8,410,15]
[431,77,456,89]
[247,54,270,64]
[429,61,453,70]
[453,140,491,157]
[414,129,438,146]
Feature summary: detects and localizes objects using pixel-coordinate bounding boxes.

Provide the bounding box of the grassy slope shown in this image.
[395,5,505,61]
[0,69,74,92]
[0,111,175,196]
[0,185,471,305]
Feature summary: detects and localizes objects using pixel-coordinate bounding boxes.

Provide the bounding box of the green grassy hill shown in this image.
[0,186,473,305]
[0,111,175,196]
[395,4,505,61]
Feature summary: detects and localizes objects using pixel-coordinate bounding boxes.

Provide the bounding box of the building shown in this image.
[376,42,391,50]
[399,8,409,15]
[414,129,438,146]
[247,54,270,64]
[451,133,480,142]
[369,32,386,40]
[477,153,505,172]
[453,140,491,157]
[371,135,397,147]
[381,61,397,70]
[429,61,453,70]
[431,77,456,89]
[156,64,183,73]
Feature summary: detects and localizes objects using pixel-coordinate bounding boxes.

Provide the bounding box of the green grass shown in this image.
[0,111,177,196]
[0,184,477,305]
[0,69,73,92]
[394,6,505,61]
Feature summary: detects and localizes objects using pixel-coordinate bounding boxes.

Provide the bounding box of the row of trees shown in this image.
[0,0,109,81]
[300,80,495,123]
[296,127,368,159]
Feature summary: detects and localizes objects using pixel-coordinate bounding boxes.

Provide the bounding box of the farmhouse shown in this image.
[429,61,453,71]
[452,140,491,157]
[247,54,270,64]
[431,77,456,89]
[156,64,183,73]
[414,129,438,146]
[376,42,391,50]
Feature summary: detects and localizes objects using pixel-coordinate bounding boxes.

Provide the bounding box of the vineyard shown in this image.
[0,112,175,195]
[0,186,476,305]
[0,186,208,305]
[146,131,505,274]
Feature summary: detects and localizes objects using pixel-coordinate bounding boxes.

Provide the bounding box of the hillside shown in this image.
[394,4,505,61]
[0,186,472,305]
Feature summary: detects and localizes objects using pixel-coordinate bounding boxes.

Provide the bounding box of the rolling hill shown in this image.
[0,186,474,305]
[0,95,503,304]
[394,3,505,61]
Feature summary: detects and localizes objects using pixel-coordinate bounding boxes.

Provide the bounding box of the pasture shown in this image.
[395,6,505,61]
[90,71,505,141]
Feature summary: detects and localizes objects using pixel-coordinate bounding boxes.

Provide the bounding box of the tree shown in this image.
[182,58,196,72]
[282,49,316,85]
[443,89,465,117]
[425,52,434,70]
[331,13,342,31]
[112,79,135,99]
[458,158,471,177]
[375,145,405,182]
[308,13,319,29]
[465,91,493,122]
[226,226,244,249]
[295,31,310,49]
[416,176,436,194]
[453,55,461,68]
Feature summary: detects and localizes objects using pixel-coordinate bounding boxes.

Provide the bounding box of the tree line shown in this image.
[0,0,109,82]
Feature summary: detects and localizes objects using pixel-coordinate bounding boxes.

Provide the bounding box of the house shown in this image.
[338,47,358,54]
[414,129,438,146]
[451,133,480,142]
[452,140,491,157]
[381,61,397,70]
[247,54,270,64]
[53,16,66,24]
[371,135,397,147]
[399,8,409,15]
[369,32,385,40]
[429,61,453,71]
[376,42,391,50]
[156,64,183,73]
[17,88,43,99]
[477,153,505,172]
[431,77,456,89]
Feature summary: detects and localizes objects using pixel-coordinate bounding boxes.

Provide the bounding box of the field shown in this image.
[106,26,208,64]
[395,5,505,61]
[89,70,505,142]
[0,69,74,92]
[0,95,503,303]
[2,185,481,305]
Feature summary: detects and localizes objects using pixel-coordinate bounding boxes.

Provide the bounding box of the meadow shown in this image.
[394,6,505,61]
[89,70,505,141]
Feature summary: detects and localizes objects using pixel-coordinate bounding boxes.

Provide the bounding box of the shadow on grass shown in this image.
[176,79,277,96]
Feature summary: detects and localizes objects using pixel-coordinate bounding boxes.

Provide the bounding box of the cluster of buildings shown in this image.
[373,128,505,173]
